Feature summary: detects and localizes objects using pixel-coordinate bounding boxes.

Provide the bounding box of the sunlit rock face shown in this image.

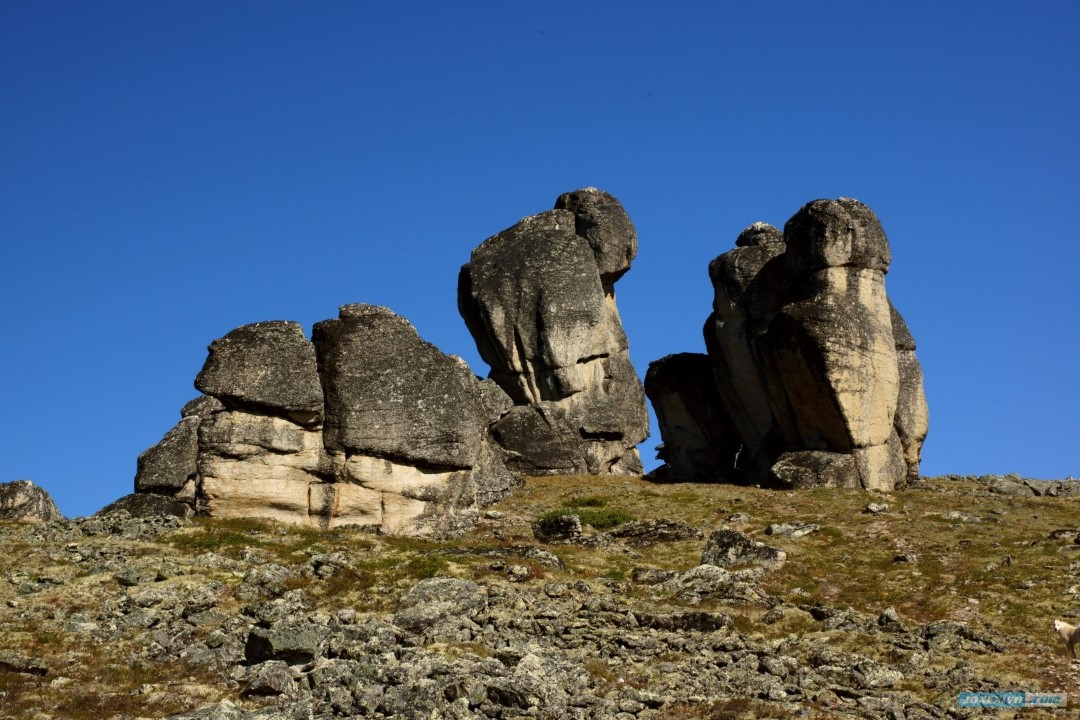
[0,480,62,523]
[127,307,518,536]
[651,198,929,491]
[458,188,649,475]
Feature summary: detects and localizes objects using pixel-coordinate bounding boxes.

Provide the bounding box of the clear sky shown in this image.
[2,1,1077,517]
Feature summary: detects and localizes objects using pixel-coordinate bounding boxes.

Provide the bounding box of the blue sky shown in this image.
[2,1,1077,517]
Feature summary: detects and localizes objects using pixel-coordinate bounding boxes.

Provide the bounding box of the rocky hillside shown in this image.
[2,474,1078,719]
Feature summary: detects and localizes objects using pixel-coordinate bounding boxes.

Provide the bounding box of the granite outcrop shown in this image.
[123,308,517,536]
[458,188,649,476]
[647,198,929,491]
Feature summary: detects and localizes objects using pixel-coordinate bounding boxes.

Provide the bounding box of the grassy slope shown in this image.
[2,474,1079,718]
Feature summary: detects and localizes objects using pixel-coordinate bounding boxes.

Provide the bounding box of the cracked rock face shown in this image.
[651,198,929,491]
[123,307,517,536]
[458,188,649,475]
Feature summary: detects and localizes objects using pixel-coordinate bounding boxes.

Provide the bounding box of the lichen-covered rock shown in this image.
[314,304,485,469]
[459,190,648,475]
[890,302,929,487]
[134,417,200,496]
[760,199,901,489]
[701,529,786,570]
[127,303,517,536]
[0,480,62,523]
[705,222,787,480]
[195,321,324,426]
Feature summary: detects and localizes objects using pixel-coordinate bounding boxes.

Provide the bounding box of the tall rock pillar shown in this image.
[458,189,649,475]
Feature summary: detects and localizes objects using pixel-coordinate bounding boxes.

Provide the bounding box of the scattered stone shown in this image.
[393,578,487,637]
[701,529,786,570]
[630,567,679,585]
[244,624,321,665]
[865,503,889,514]
[942,511,980,523]
[878,607,908,633]
[241,660,296,697]
[96,493,194,519]
[604,518,702,545]
[764,522,819,538]
[893,553,919,563]
[0,650,48,676]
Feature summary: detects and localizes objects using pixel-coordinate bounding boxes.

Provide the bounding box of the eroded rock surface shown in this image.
[459,188,649,475]
[651,198,928,491]
[124,308,517,536]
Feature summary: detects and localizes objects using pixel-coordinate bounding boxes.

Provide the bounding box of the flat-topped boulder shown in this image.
[195,321,323,426]
[313,304,486,469]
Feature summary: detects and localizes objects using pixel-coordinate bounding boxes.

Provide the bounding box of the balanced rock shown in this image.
[458,188,649,475]
[651,198,928,491]
[195,321,323,426]
[0,480,62,523]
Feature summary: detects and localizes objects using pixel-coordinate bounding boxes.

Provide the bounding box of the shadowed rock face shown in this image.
[651,198,928,491]
[458,188,649,475]
[126,307,517,536]
[644,353,740,483]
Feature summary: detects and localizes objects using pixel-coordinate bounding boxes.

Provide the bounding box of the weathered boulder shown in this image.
[701,529,786,570]
[644,353,740,483]
[0,480,62,523]
[314,304,485,469]
[652,198,928,491]
[195,321,323,426]
[890,302,930,486]
[134,416,200,498]
[459,189,649,475]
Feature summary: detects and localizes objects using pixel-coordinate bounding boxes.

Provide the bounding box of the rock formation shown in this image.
[458,188,649,475]
[643,353,738,483]
[647,198,928,490]
[123,308,517,536]
[0,480,62,523]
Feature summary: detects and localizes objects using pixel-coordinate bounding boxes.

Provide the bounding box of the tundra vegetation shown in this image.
[2,474,1079,719]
